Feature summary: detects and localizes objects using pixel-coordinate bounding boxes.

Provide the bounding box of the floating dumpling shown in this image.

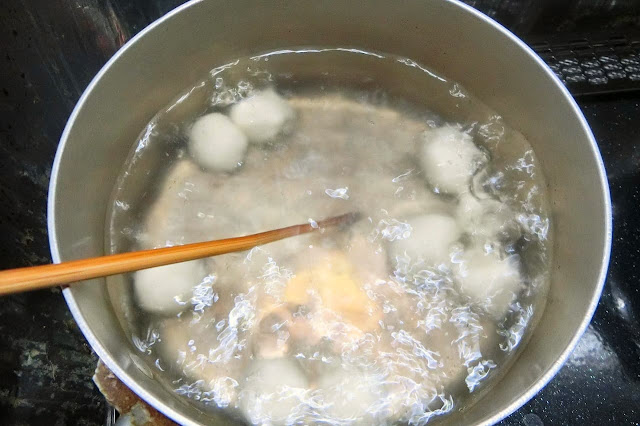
[133,260,207,315]
[420,126,486,194]
[188,112,248,172]
[454,246,522,318]
[389,213,461,266]
[239,358,308,424]
[230,89,295,144]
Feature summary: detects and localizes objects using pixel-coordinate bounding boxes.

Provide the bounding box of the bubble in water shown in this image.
[325,187,350,200]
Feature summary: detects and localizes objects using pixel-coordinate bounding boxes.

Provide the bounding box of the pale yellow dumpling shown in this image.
[284,251,381,333]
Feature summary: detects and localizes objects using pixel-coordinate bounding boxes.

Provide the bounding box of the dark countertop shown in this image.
[0,1,639,425]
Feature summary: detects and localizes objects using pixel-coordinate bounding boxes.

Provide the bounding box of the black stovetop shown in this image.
[0,1,639,424]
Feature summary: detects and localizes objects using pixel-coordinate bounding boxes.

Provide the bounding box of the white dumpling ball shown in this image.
[316,369,381,423]
[454,246,522,319]
[239,358,308,425]
[188,112,248,172]
[456,192,518,242]
[133,260,207,315]
[230,89,294,144]
[389,213,461,266]
[420,125,486,194]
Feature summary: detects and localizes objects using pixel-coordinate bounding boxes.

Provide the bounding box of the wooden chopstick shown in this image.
[0,212,359,296]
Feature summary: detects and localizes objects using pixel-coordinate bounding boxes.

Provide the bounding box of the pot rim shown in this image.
[48,0,612,424]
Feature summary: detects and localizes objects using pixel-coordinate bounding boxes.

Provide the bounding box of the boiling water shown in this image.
[106,49,551,425]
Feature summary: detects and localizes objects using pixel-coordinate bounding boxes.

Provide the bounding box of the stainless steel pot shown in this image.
[48,0,612,424]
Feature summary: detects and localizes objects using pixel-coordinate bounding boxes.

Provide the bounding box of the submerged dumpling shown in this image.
[239,358,308,425]
[389,213,461,266]
[230,89,295,144]
[188,112,248,172]
[133,260,207,315]
[456,192,518,242]
[315,368,382,423]
[285,250,382,335]
[160,313,244,408]
[420,126,486,194]
[454,246,522,318]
